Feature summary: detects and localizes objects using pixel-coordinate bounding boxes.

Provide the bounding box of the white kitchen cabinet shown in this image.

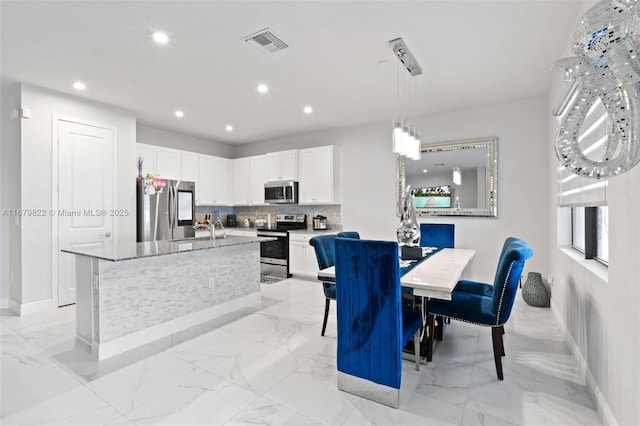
[198,155,231,205]
[181,151,199,183]
[249,155,267,204]
[233,157,250,205]
[298,145,339,204]
[156,147,182,179]
[135,143,157,177]
[266,149,298,181]
[289,232,330,278]
[233,155,267,205]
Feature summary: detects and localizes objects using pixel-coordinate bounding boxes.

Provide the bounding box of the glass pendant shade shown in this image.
[407,128,419,160]
[453,166,462,185]
[392,119,404,154]
[411,131,422,160]
[401,124,411,157]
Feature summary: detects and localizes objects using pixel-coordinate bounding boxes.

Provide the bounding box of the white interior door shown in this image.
[58,120,114,306]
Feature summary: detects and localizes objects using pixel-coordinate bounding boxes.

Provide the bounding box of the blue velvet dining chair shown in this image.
[337,231,360,239]
[419,223,455,249]
[426,238,533,380]
[414,223,455,332]
[454,237,521,297]
[309,234,339,336]
[334,238,422,408]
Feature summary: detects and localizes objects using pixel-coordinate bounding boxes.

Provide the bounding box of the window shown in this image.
[571,207,585,252]
[571,206,608,265]
[595,206,609,263]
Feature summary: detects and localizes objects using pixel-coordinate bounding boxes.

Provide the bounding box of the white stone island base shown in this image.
[74,242,261,360]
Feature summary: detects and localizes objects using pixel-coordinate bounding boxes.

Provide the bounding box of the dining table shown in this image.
[317,247,476,360]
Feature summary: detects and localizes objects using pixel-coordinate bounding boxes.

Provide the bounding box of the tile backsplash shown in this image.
[196,205,341,228]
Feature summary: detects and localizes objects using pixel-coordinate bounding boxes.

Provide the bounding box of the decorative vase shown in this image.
[397,185,420,247]
[522,272,550,307]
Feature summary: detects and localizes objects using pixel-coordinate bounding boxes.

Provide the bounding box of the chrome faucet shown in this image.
[193,220,226,239]
[193,222,214,239]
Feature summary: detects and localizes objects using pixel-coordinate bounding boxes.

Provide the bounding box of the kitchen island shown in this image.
[62,236,273,360]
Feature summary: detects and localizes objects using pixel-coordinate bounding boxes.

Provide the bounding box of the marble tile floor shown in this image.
[1,278,602,425]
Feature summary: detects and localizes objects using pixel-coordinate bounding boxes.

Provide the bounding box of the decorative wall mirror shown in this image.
[397,137,498,217]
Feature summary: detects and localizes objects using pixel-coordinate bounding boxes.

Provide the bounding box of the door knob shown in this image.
[101,232,112,238]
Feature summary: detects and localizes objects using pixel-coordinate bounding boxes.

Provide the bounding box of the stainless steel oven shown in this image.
[257,230,289,279]
[257,214,306,281]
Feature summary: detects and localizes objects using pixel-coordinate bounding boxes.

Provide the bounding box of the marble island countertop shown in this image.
[61,235,274,262]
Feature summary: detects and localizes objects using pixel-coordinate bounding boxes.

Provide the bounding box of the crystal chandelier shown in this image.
[390,38,422,160]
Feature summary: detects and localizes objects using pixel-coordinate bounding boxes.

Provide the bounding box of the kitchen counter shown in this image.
[65,235,270,360]
[288,226,342,235]
[61,235,271,262]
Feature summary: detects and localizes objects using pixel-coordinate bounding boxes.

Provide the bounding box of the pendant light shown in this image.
[389,37,422,160]
[453,166,462,185]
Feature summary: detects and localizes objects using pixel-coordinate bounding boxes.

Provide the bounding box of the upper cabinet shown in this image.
[136,143,157,177]
[198,155,231,205]
[180,151,199,183]
[156,147,182,179]
[233,155,267,205]
[298,145,339,204]
[266,150,298,181]
[135,144,339,207]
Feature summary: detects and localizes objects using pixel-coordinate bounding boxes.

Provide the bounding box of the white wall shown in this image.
[547,2,640,424]
[137,124,233,158]
[0,79,22,308]
[236,95,550,283]
[12,83,136,310]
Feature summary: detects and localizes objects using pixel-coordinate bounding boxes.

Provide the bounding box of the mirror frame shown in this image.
[397,137,498,217]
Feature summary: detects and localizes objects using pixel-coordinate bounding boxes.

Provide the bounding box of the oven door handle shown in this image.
[258,231,288,238]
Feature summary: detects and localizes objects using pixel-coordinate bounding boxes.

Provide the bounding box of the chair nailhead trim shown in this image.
[495,261,515,325]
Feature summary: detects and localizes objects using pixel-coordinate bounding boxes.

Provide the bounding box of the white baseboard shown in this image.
[550,302,618,426]
[92,292,261,360]
[8,298,54,316]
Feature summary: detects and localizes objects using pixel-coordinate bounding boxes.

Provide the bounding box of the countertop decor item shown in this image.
[522,272,550,308]
[397,185,419,246]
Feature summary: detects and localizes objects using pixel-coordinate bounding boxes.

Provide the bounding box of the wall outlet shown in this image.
[208,277,215,288]
[547,274,554,286]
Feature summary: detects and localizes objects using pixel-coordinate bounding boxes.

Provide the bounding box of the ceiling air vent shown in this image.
[243,28,289,54]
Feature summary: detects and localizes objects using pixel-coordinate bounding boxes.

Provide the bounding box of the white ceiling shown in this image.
[1,1,581,145]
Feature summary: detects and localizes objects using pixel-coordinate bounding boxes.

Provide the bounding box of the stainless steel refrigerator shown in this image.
[136,178,196,242]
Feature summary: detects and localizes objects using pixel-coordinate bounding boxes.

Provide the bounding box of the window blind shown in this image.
[558,98,608,207]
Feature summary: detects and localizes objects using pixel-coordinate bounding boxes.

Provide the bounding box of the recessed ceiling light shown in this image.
[303,106,313,114]
[257,83,269,94]
[174,110,184,118]
[152,32,169,45]
[422,169,428,173]
[225,125,233,132]
[72,81,86,90]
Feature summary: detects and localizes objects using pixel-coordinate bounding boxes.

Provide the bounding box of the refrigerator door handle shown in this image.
[168,183,175,230]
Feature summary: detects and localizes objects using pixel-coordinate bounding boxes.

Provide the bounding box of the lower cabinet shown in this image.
[289,233,334,278]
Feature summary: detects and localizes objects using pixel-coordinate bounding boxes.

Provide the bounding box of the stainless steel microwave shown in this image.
[264,181,298,204]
